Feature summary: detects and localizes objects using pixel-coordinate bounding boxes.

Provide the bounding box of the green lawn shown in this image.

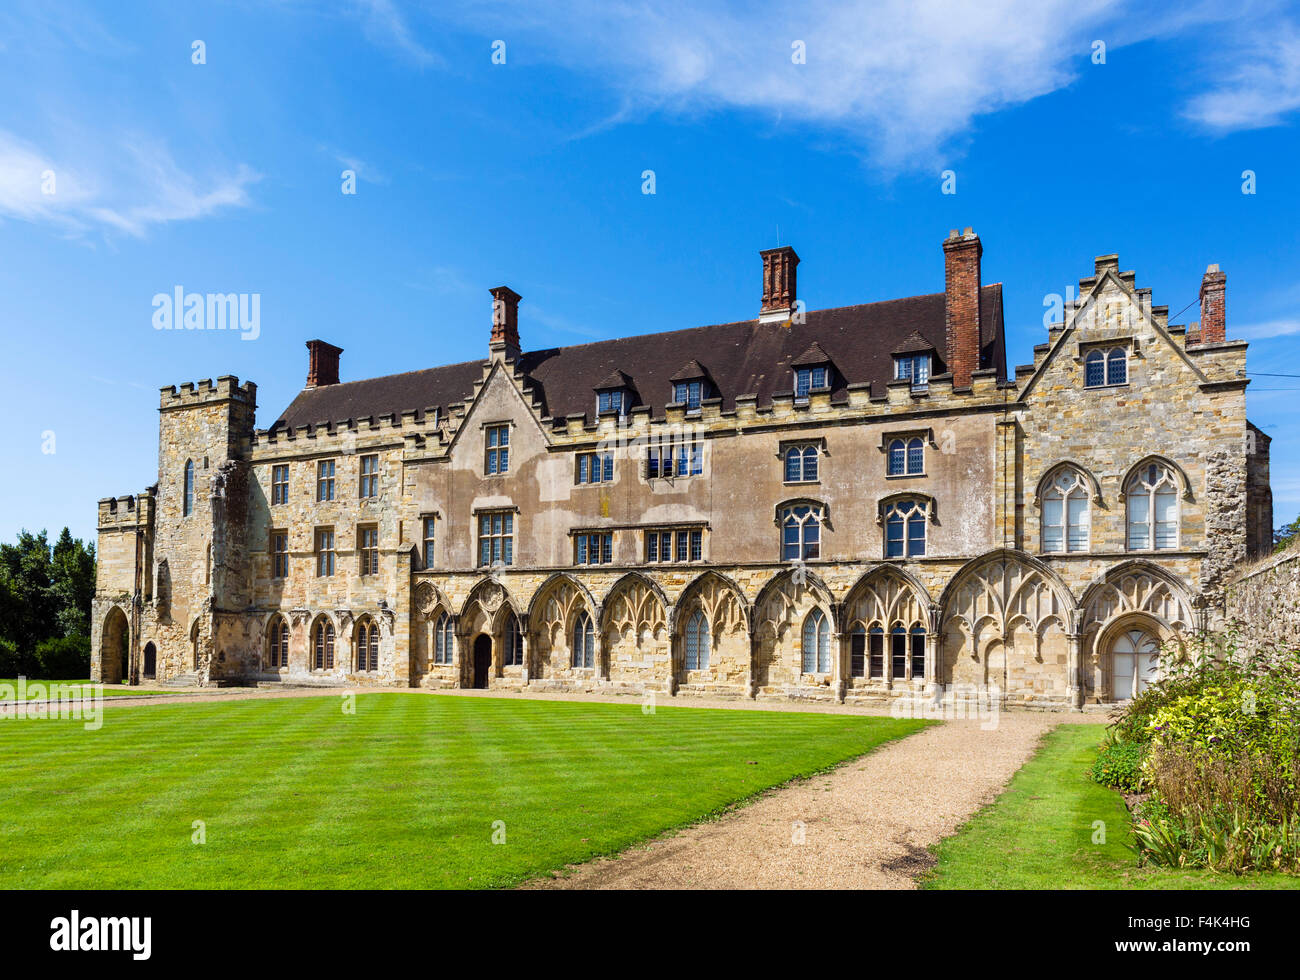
[1,679,161,698]
[0,693,926,889]
[924,723,1300,890]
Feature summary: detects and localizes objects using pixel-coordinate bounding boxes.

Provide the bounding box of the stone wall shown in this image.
[1225,546,1300,654]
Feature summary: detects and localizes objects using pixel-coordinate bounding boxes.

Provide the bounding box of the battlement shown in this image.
[160,375,258,411]
[97,489,156,529]
[252,406,444,451]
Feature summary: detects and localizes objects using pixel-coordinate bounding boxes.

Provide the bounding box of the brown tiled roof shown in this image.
[272,285,1005,431]
[791,341,832,367]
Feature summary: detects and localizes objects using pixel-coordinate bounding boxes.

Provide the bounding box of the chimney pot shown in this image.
[305,339,343,388]
[943,228,983,389]
[759,246,799,322]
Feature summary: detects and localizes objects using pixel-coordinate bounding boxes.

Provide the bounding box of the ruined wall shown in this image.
[1226,547,1300,655]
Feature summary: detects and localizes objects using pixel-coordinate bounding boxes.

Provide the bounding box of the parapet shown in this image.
[160,376,258,410]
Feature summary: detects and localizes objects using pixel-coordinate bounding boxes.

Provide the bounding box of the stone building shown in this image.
[91,229,1273,707]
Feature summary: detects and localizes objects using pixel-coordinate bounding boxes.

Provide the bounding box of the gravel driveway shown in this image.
[526,713,1068,889]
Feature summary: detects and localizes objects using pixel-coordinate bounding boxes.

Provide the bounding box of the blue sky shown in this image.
[2,0,1298,544]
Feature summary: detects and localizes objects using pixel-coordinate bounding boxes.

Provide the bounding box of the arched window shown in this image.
[883,499,927,557]
[1107,348,1127,385]
[1042,468,1091,553]
[890,625,907,679]
[1112,628,1160,700]
[1086,348,1128,387]
[850,626,866,677]
[784,445,819,483]
[1126,462,1179,550]
[684,610,710,670]
[267,615,289,669]
[781,504,822,560]
[434,613,454,665]
[888,438,925,476]
[356,618,379,672]
[572,612,595,669]
[504,615,524,667]
[910,625,926,679]
[801,609,830,674]
[183,459,195,517]
[312,619,334,670]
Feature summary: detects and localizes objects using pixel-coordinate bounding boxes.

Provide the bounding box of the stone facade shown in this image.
[91,233,1274,708]
[1225,546,1300,656]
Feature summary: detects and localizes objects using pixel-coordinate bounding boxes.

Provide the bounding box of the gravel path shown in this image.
[527,713,1070,890]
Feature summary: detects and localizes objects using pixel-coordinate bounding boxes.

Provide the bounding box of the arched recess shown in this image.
[1119,455,1194,502]
[600,572,669,684]
[938,550,1077,697]
[1079,560,1196,700]
[529,573,596,679]
[99,606,130,684]
[842,566,932,685]
[752,567,836,689]
[308,613,336,671]
[411,582,455,686]
[672,571,749,687]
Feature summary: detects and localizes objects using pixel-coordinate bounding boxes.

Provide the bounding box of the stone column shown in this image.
[1066,632,1083,711]
[520,626,532,685]
[831,630,845,703]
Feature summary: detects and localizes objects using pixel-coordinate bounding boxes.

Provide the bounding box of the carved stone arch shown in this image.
[1033,460,1104,507]
[938,549,1078,638]
[413,581,450,622]
[669,570,750,637]
[876,490,939,525]
[772,496,831,529]
[1119,454,1194,502]
[843,565,933,632]
[460,578,520,620]
[753,566,837,631]
[1080,560,1197,642]
[599,572,669,644]
[526,572,598,627]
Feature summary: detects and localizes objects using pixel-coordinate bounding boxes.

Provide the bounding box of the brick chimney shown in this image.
[305,339,343,388]
[759,246,799,323]
[943,227,983,389]
[1198,263,1226,345]
[489,286,522,360]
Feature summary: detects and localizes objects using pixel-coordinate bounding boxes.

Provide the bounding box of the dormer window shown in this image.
[793,366,828,402]
[597,389,626,415]
[673,380,703,411]
[895,354,930,390]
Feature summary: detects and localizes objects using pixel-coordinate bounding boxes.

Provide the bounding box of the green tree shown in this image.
[1277,514,1300,552]
[0,528,96,668]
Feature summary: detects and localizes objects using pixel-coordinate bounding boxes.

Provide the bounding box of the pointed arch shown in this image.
[843,565,932,633]
[1120,454,1194,502]
[525,572,598,626]
[413,581,451,621]
[309,613,336,671]
[1033,460,1103,507]
[669,570,749,636]
[265,612,290,669]
[1079,559,1197,639]
[753,566,837,629]
[599,571,669,642]
[938,549,1077,636]
[460,577,521,619]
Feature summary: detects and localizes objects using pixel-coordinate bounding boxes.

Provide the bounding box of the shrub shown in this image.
[0,636,22,677]
[1091,739,1146,792]
[34,634,90,678]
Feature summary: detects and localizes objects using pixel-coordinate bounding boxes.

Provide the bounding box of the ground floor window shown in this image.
[1112,628,1160,700]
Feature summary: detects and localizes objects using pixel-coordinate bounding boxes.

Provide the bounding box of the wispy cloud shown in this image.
[1184,21,1300,131]
[0,130,258,238]
[1236,317,1300,340]
[352,0,440,68]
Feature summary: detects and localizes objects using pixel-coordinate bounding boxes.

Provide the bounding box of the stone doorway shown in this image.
[472,634,492,689]
[143,642,157,680]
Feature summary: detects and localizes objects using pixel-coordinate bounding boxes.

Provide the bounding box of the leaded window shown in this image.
[317,459,336,501]
[478,511,514,566]
[504,615,524,667]
[794,365,828,402]
[1085,348,1128,388]
[781,504,822,561]
[572,612,595,669]
[883,499,927,558]
[434,613,454,665]
[359,454,379,498]
[673,380,703,411]
[685,610,710,670]
[887,437,925,476]
[577,451,614,484]
[1042,468,1090,553]
[895,354,930,389]
[271,464,289,506]
[485,424,510,475]
[784,444,819,483]
[356,618,379,672]
[268,615,289,669]
[271,530,289,579]
[422,517,436,570]
[645,528,703,563]
[647,436,703,478]
[315,528,335,577]
[1126,462,1179,550]
[313,619,334,670]
[575,532,613,565]
[801,609,830,673]
[359,525,379,576]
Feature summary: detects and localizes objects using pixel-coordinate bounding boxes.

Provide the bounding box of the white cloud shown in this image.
[1235,318,1300,340]
[432,0,1136,169]
[0,130,258,238]
[1184,22,1300,131]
